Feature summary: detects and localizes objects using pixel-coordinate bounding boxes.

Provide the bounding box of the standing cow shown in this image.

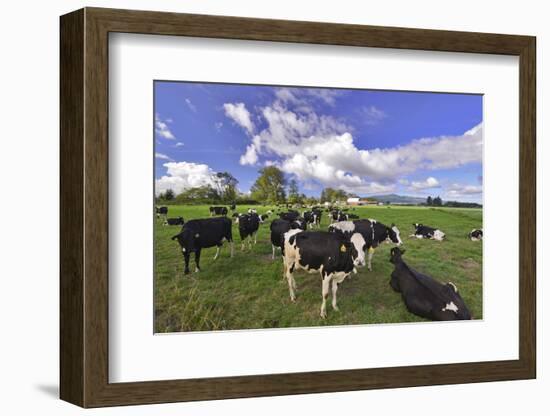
[303,209,322,228]
[283,230,366,318]
[235,213,261,250]
[269,218,306,259]
[171,217,233,274]
[329,219,402,271]
[410,223,445,240]
[389,247,472,320]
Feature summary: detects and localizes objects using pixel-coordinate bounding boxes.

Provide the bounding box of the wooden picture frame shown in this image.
[60,7,536,408]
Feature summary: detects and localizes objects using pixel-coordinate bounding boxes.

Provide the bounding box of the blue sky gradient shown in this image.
[154,81,483,202]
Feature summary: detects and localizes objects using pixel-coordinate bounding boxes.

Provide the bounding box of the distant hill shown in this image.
[367,194,427,205]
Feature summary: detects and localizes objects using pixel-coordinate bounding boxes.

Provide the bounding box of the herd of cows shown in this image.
[156,205,483,322]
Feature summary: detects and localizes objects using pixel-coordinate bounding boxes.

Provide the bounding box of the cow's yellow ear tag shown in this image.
[368,247,375,253]
[340,244,347,252]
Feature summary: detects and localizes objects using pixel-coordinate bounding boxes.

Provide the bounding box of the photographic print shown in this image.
[154,81,483,332]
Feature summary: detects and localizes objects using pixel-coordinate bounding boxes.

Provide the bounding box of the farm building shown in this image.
[347,197,378,206]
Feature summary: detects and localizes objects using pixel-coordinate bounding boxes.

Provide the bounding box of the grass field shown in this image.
[154,205,483,333]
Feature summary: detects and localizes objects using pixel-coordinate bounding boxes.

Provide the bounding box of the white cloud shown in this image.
[155,161,215,195]
[174,142,184,147]
[275,87,343,107]
[409,176,440,190]
[185,98,197,112]
[446,183,483,196]
[239,144,259,166]
[223,102,255,134]
[215,121,223,132]
[155,152,173,161]
[155,114,176,140]
[360,105,387,125]
[233,93,481,196]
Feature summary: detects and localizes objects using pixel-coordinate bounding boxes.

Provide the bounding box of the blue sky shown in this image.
[154,81,483,202]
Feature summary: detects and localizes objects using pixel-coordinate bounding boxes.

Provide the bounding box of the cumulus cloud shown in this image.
[155,114,176,140]
[174,142,184,147]
[409,176,440,191]
[155,161,215,195]
[240,144,259,166]
[223,102,255,134]
[155,152,173,161]
[230,91,481,196]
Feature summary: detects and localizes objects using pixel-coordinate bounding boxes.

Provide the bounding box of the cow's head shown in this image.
[350,233,366,267]
[176,227,200,253]
[389,247,406,264]
[386,223,403,246]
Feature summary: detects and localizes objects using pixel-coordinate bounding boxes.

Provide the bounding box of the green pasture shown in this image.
[154,205,482,332]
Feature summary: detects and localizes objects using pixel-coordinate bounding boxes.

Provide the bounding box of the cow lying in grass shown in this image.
[164,217,184,226]
[283,230,366,318]
[469,229,483,241]
[410,223,445,241]
[171,217,233,274]
[388,247,472,320]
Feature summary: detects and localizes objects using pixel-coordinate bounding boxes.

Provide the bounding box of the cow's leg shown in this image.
[213,246,220,260]
[367,249,374,271]
[320,274,331,318]
[331,279,340,311]
[272,244,276,260]
[194,249,201,273]
[241,239,245,251]
[229,241,234,257]
[254,232,257,245]
[286,262,296,302]
[183,251,191,275]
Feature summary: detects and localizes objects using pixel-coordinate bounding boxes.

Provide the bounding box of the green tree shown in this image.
[426,196,433,206]
[288,179,300,204]
[320,187,348,203]
[250,166,287,203]
[211,172,238,203]
[164,188,175,201]
[433,196,443,206]
[174,186,220,204]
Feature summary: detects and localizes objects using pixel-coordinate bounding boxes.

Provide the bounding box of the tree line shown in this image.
[156,166,355,205]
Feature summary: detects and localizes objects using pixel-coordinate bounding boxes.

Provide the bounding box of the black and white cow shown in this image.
[164,217,184,226]
[209,206,228,216]
[269,218,306,259]
[156,206,168,219]
[329,209,348,223]
[279,210,300,222]
[171,217,233,274]
[329,219,402,271]
[303,209,322,228]
[389,247,472,320]
[283,230,366,318]
[410,223,445,241]
[229,203,236,211]
[235,213,261,250]
[468,229,483,241]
